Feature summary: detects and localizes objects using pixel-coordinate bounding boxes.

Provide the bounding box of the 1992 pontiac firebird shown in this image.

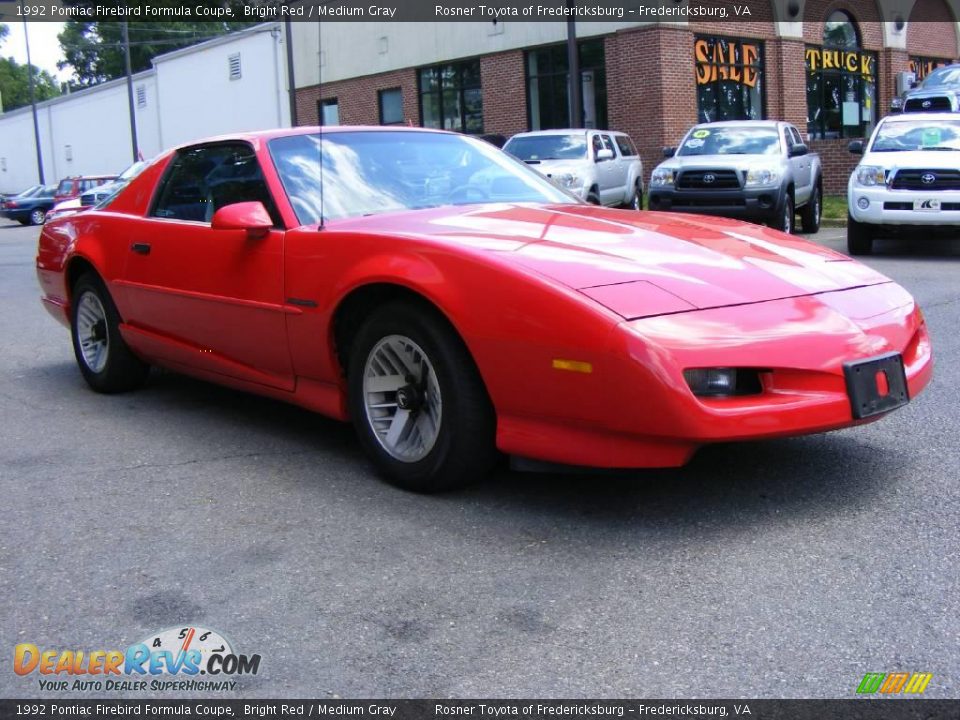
[36,127,932,491]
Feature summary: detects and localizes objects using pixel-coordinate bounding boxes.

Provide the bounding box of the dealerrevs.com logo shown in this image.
[14,626,261,692]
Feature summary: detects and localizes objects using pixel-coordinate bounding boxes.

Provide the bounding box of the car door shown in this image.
[597,134,622,205]
[118,142,294,391]
[787,125,813,203]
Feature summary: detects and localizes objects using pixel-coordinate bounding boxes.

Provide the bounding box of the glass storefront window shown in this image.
[695,36,766,122]
[806,12,876,139]
[910,56,951,82]
[418,60,483,134]
[526,39,608,130]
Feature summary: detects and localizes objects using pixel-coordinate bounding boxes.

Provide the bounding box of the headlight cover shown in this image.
[651,167,675,186]
[744,167,780,187]
[555,172,581,189]
[856,166,887,186]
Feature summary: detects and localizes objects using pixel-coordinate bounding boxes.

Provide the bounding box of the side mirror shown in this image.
[910,80,919,89]
[663,146,676,158]
[789,144,809,157]
[596,148,614,162]
[848,140,864,155]
[211,201,273,240]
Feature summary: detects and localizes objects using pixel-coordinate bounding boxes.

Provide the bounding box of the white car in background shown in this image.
[847,113,960,255]
[503,129,645,209]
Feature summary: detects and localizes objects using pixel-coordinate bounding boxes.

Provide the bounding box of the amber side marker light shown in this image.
[552,359,593,374]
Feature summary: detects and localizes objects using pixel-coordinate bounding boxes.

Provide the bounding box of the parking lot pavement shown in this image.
[1,218,958,698]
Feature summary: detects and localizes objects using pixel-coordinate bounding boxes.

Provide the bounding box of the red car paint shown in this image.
[36,127,932,469]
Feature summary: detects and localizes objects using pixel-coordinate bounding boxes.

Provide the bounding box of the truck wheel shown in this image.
[799,184,821,233]
[847,214,874,255]
[773,194,794,234]
[586,188,601,205]
[629,182,643,211]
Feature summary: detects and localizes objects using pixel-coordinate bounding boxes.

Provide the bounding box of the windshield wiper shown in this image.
[919,146,958,151]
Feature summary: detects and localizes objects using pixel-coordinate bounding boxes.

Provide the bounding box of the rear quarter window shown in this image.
[615,136,638,157]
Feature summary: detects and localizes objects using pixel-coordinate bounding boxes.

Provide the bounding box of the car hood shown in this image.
[337,204,890,319]
[658,154,784,172]
[863,149,960,170]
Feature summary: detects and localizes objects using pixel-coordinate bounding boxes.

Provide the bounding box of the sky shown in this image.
[1,22,72,82]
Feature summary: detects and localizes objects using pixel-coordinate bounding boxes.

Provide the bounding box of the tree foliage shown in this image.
[0,23,61,112]
[58,19,259,87]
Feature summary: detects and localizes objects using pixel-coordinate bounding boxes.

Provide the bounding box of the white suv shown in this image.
[847,113,960,254]
[504,129,645,209]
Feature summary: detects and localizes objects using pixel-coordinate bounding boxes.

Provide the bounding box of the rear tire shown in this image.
[70,274,150,393]
[30,208,46,226]
[799,183,822,234]
[629,182,643,211]
[346,301,497,492]
[847,214,874,255]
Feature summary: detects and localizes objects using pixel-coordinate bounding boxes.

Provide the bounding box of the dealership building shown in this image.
[291,1,960,192]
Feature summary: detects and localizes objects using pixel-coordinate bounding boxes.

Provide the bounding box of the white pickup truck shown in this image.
[847,112,960,255]
[503,129,645,209]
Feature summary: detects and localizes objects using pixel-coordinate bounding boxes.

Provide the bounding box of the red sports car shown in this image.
[36,127,932,492]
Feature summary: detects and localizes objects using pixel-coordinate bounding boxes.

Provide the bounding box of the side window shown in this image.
[600,134,617,158]
[591,134,604,159]
[790,126,804,146]
[152,144,280,226]
[615,135,637,157]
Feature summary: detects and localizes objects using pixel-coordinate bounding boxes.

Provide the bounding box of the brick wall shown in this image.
[811,138,860,194]
[908,0,960,58]
[295,68,419,127]
[480,51,527,137]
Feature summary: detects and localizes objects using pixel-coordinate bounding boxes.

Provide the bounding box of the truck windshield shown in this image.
[921,67,960,87]
[871,119,960,152]
[503,135,588,162]
[678,128,780,156]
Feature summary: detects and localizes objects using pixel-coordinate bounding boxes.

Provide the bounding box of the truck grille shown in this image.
[676,169,740,190]
[891,169,960,191]
[903,96,954,112]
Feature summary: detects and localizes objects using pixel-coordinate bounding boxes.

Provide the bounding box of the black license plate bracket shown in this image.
[844,352,909,420]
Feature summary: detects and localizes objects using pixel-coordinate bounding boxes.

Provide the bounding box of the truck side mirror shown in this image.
[662,147,676,158]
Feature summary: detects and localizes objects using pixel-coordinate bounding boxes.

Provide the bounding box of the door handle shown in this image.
[131,243,151,255]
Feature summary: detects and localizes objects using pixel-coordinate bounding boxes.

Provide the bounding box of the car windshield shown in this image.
[503,134,588,161]
[921,67,960,87]
[870,119,960,151]
[678,127,781,156]
[268,131,575,224]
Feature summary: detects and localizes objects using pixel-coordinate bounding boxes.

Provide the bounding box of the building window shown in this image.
[526,39,607,130]
[136,85,147,108]
[320,98,339,125]
[378,88,404,125]
[910,56,950,82]
[806,11,877,139]
[418,60,482,134]
[694,36,765,122]
[228,53,241,81]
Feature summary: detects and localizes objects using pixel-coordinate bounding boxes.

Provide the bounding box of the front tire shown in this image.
[799,184,821,233]
[346,301,496,492]
[773,193,794,233]
[70,274,150,393]
[847,214,874,255]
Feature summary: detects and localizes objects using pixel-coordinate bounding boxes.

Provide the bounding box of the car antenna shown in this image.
[317,12,325,231]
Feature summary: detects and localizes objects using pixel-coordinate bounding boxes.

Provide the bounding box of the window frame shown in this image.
[417,60,483,135]
[524,38,609,131]
[378,87,404,126]
[694,34,767,123]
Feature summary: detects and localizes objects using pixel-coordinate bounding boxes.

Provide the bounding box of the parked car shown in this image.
[846,112,960,255]
[503,129,645,209]
[37,127,931,491]
[900,64,960,113]
[649,120,823,234]
[53,175,117,204]
[0,184,57,225]
[46,162,151,222]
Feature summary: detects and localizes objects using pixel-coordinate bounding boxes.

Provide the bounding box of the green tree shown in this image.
[58,18,259,87]
[0,24,61,112]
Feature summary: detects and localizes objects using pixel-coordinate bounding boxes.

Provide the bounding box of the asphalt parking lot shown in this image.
[1,218,957,699]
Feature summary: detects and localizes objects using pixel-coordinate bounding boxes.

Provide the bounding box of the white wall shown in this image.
[0,23,289,195]
[0,72,158,194]
[154,24,289,148]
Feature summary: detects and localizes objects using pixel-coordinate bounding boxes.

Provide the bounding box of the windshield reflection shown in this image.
[268,131,575,225]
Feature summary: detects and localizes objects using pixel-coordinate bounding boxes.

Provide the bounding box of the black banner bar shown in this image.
[0,700,958,720]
